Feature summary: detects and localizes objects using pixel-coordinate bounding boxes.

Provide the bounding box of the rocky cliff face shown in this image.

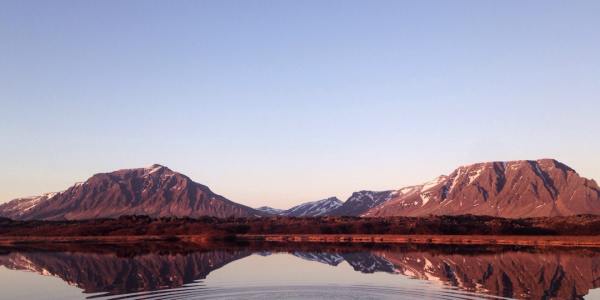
[365,159,600,218]
[0,164,263,220]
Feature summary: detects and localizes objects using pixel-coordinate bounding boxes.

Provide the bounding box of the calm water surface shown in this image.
[1,243,599,299]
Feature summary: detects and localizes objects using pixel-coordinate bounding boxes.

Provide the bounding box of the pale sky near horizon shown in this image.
[1,1,599,209]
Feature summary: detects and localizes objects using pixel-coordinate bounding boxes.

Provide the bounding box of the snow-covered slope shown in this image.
[282,197,343,217]
[255,206,284,215]
[257,191,396,217]
[0,192,59,219]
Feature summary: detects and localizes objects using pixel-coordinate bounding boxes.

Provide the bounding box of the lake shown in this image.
[0,242,599,299]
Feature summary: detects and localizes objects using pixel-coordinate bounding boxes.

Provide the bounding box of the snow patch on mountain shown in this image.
[421,176,446,192]
[468,167,483,184]
[421,193,433,206]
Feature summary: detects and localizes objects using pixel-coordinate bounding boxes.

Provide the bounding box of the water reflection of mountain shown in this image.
[0,249,251,295]
[293,251,396,273]
[291,248,600,299]
[292,252,345,266]
[1,244,599,299]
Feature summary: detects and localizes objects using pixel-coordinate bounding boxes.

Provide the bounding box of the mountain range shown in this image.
[0,159,598,220]
[257,192,395,217]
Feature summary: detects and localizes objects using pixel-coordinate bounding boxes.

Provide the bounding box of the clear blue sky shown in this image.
[1,1,599,208]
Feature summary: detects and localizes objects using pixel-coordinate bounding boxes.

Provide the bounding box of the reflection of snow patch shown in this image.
[424,258,433,271]
[423,258,443,284]
[40,268,52,276]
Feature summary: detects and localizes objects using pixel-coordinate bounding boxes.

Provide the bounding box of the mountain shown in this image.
[282,197,343,217]
[0,164,263,220]
[365,159,600,218]
[255,206,284,215]
[328,190,395,216]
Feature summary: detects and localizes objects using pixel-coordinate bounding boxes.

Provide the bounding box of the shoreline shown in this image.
[0,235,211,245]
[1,234,600,248]
[238,234,600,248]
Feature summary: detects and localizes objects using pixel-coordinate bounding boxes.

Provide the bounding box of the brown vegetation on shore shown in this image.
[2,214,600,240]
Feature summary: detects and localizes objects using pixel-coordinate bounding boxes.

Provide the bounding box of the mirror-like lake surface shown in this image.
[1,243,599,300]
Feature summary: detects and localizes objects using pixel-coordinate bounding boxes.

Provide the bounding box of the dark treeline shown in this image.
[1,214,600,237]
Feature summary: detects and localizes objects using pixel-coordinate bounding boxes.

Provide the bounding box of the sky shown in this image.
[1,1,599,209]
